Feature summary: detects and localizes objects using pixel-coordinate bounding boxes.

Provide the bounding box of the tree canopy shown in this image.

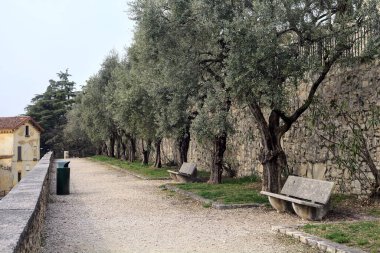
[26,70,76,156]
[54,0,379,190]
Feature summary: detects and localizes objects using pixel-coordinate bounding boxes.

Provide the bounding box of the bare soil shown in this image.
[41,158,319,253]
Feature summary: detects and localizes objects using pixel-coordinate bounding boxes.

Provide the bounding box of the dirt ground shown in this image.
[41,158,319,253]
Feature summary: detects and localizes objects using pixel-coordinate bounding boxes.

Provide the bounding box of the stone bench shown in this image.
[260,176,335,220]
[167,163,197,183]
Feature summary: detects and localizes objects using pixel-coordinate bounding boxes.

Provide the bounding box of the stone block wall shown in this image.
[159,61,380,196]
[0,152,53,253]
[287,61,380,196]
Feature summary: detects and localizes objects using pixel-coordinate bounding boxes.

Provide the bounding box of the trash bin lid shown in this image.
[57,161,70,168]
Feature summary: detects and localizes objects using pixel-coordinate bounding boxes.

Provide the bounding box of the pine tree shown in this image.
[26,69,76,156]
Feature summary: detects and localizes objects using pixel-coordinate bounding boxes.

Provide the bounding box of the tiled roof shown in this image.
[0,116,43,132]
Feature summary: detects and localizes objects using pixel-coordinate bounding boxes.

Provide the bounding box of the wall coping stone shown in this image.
[0,152,53,253]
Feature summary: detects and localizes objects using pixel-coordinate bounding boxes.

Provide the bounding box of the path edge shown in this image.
[272,225,367,253]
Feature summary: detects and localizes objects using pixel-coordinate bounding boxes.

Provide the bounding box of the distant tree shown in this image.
[63,94,97,157]
[80,52,121,157]
[26,69,76,156]
[108,58,138,162]
[112,46,157,165]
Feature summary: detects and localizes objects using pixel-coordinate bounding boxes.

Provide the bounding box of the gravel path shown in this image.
[41,158,317,253]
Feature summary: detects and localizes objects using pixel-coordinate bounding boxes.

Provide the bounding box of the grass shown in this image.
[197,170,211,179]
[90,155,170,179]
[330,194,380,217]
[91,155,212,180]
[330,194,357,208]
[303,221,380,253]
[175,176,269,205]
[368,208,380,217]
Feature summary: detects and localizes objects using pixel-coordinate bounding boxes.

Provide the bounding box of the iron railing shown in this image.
[298,19,380,64]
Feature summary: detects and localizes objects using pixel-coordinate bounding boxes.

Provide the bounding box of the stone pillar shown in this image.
[63,151,69,159]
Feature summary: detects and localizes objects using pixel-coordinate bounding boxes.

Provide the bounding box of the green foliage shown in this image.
[63,94,96,157]
[202,202,212,208]
[80,52,120,147]
[192,86,233,141]
[307,92,380,196]
[326,231,350,243]
[128,3,200,143]
[129,0,246,181]
[26,69,76,156]
[226,0,378,191]
[226,0,379,110]
[131,0,235,143]
[368,208,380,217]
[112,58,156,142]
[90,155,170,179]
[175,176,268,204]
[303,221,380,252]
[65,0,379,189]
[330,194,358,208]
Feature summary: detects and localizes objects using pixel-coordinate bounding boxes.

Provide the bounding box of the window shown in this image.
[17,146,22,161]
[25,125,30,137]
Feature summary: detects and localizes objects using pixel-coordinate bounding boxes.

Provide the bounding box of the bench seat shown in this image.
[167,162,197,183]
[260,191,323,208]
[260,176,334,220]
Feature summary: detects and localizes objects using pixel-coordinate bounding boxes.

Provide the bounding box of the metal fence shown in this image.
[298,19,380,63]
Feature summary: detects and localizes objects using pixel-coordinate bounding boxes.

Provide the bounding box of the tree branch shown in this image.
[248,102,270,149]
[199,58,223,65]
[288,50,343,123]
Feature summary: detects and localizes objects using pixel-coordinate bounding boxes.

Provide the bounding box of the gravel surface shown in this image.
[41,158,318,253]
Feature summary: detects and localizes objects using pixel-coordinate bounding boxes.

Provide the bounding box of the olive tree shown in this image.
[226,0,380,192]
[79,52,121,157]
[131,0,249,183]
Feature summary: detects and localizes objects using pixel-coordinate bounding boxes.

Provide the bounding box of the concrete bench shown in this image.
[260,176,334,220]
[167,163,197,183]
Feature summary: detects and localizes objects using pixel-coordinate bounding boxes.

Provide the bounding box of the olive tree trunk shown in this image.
[142,139,151,165]
[102,142,108,156]
[178,129,190,165]
[108,135,115,157]
[128,136,136,162]
[208,133,227,184]
[154,138,162,168]
[249,105,290,193]
[121,139,127,161]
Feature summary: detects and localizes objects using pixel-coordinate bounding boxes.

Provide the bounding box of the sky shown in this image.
[0,0,135,116]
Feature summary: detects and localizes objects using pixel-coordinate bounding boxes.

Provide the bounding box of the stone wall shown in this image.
[0,152,53,253]
[287,61,380,196]
[160,61,380,196]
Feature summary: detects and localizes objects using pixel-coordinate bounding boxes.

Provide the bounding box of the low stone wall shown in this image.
[0,152,53,253]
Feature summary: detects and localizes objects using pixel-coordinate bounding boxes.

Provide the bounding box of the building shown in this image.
[0,116,43,193]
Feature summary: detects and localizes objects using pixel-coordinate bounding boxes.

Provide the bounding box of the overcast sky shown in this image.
[0,0,135,116]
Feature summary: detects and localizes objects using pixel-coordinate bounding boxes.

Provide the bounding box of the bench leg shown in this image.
[169,173,178,181]
[268,196,293,213]
[176,174,195,183]
[292,203,330,221]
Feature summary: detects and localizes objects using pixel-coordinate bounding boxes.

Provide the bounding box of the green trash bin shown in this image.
[57,161,70,195]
